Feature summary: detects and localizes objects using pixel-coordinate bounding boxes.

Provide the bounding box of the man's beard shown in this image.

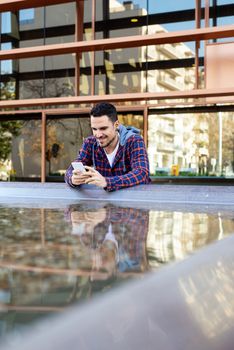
[98,134,118,149]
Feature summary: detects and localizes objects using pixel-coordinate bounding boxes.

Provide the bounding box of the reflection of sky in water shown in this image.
[0,204,233,339]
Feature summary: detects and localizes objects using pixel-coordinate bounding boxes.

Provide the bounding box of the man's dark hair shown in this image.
[90,102,117,123]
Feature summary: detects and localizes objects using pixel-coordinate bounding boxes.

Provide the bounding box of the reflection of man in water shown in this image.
[70,207,118,282]
[68,204,149,287]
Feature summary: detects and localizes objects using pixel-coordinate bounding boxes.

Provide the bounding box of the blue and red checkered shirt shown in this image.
[65,125,150,192]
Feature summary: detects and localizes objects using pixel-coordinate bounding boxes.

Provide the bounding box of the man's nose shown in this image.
[96,131,103,138]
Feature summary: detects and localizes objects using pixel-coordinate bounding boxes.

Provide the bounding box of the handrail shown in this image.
[0,87,233,108]
[0,0,75,13]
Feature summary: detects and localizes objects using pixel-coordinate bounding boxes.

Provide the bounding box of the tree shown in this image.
[0,81,23,164]
[0,121,23,163]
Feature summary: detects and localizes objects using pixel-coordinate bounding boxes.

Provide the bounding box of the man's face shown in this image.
[91,115,119,149]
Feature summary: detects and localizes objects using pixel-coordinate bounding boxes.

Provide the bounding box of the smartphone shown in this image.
[72,161,86,173]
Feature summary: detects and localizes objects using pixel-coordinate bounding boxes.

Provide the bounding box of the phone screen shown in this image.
[72,162,86,173]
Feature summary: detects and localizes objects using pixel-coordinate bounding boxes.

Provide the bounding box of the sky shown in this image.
[123,0,195,14]
[119,0,234,14]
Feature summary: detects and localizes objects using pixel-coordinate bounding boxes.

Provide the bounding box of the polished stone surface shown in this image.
[1,227,234,350]
[0,182,233,349]
[0,182,234,209]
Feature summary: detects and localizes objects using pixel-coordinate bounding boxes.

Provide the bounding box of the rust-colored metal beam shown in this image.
[0,25,233,61]
[195,0,201,89]
[0,87,233,109]
[41,111,46,183]
[75,0,84,96]
[204,0,210,88]
[205,0,210,28]
[0,105,146,116]
[91,0,96,96]
[0,0,76,13]
[143,105,148,146]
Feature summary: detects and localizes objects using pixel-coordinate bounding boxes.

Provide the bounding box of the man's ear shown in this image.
[114,121,119,130]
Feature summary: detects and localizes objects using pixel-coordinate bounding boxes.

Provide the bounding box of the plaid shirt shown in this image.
[65,133,150,192]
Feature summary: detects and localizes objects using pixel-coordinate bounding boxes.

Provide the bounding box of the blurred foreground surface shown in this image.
[0,183,233,349]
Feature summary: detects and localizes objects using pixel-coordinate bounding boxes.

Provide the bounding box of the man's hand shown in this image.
[84,166,107,189]
[71,170,90,186]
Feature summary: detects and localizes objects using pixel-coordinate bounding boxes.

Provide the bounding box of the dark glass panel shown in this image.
[118,113,143,135]
[44,76,75,98]
[79,52,91,96]
[1,43,13,75]
[1,11,19,39]
[97,1,196,40]
[9,120,42,180]
[84,0,92,33]
[0,78,16,100]
[1,12,11,34]
[95,47,143,95]
[19,77,44,99]
[45,117,91,177]
[148,110,234,178]
[19,7,44,31]
[45,3,75,29]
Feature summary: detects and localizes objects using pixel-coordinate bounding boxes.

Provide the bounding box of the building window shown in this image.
[19,9,35,25]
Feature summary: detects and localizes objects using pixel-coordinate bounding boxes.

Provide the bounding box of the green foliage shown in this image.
[1,81,16,100]
[0,121,23,162]
[179,171,196,177]
[155,167,169,176]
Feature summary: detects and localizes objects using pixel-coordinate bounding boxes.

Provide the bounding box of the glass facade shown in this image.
[148,110,234,176]
[45,116,91,178]
[0,0,233,181]
[11,119,42,179]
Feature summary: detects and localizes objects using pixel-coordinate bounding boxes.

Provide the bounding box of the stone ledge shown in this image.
[0,182,234,210]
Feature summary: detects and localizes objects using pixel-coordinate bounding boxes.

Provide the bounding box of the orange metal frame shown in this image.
[0,87,233,109]
[1,25,233,61]
[1,0,234,182]
[0,0,76,12]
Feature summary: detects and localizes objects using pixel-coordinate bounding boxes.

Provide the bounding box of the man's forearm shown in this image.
[64,166,77,188]
[104,167,149,192]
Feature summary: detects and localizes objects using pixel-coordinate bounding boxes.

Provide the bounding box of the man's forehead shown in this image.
[91,115,112,126]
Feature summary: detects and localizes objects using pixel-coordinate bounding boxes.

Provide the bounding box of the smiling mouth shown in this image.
[97,137,107,142]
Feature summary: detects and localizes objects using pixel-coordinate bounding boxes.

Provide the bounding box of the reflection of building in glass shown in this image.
[13,2,201,176]
[145,23,198,173]
[0,202,234,336]
[0,0,233,181]
[11,118,92,178]
[147,210,234,267]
